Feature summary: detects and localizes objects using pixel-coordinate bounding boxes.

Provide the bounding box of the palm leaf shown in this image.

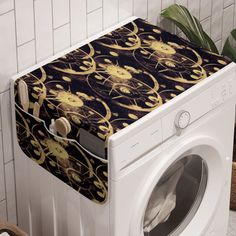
[161,4,218,53]
[222,29,236,62]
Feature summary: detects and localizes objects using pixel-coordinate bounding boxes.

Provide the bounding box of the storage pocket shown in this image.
[15,104,108,204]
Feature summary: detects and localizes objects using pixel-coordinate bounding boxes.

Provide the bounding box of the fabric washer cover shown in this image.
[14,18,230,204]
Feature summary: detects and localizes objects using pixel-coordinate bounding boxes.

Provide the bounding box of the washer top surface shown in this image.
[14,18,230,146]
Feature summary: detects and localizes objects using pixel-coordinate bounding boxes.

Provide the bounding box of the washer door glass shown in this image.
[143,155,208,236]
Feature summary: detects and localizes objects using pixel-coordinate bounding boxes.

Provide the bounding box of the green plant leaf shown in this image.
[161,4,218,53]
[222,29,236,62]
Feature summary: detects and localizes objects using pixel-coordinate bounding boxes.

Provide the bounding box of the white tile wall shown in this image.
[0,0,13,15]
[52,0,70,29]
[70,0,87,45]
[0,0,236,226]
[34,0,53,62]
[0,134,5,201]
[5,161,17,224]
[87,8,103,37]
[103,0,119,29]
[119,0,133,21]
[17,40,36,71]
[15,0,34,46]
[0,11,17,92]
[54,23,71,53]
[134,0,148,19]
[200,0,212,21]
[0,200,7,221]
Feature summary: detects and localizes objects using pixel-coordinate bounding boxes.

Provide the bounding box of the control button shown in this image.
[175,110,191,129]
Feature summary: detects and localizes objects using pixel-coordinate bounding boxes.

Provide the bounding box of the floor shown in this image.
[228,211,236,236]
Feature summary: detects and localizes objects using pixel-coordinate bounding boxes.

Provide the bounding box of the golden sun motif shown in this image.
[53,91,84,108]
[44,139,69,160]
[105,65,132,80]
[149,41,176,55]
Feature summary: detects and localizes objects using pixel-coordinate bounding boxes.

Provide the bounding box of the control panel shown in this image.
[211,78,234,109]
[163,74,236,141]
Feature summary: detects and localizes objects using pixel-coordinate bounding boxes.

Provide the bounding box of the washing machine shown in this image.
[11,17,236,236]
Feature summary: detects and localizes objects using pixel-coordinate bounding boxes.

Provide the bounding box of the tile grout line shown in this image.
[51,0,55,55]
[54,22,70,31]
[32,0,37,64]
[0,9,14,17]
[17,38,35,48]
[13,0,19,73]
[10,0,19,223]
[0,100,8,221]
[69,0,72,46]
[85,0,88,39]
[87,6,103,15]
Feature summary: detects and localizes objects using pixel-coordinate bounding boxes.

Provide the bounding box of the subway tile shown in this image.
[34,0,53,62]
[188,0,200,18]
[70,0,87,45]
[134,0,148,19]
[0,200,7,221]
[1,90,13,164]
[148,0,161,25]
[162,0,175,10]
[234,2,236,27]
[211,0,224,41]
[176,0,188,7]
[0,0,14,15]
[87,0,102,13]
[0,11,17,92]
[52,0,70,29]
[54,24,70,53]
[103,0,119,29]
[224,0,234,8]
[119,0,133,21]
[15,0,34,45]
[200,0,212,20]
[87,8,103,37]
[17,40,36,72]
[0,133,5,202]
[5,161,17,224]
[222,5,234,45]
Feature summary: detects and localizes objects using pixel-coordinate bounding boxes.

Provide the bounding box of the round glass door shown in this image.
[143,155,208,236]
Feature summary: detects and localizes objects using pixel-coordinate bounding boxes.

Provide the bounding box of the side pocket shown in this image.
[15,104,108,204]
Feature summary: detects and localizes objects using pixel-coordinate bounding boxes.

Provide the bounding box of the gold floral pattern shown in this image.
[14,18,230,203]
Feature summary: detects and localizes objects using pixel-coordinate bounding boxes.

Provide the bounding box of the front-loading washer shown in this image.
[11,17,236,236]
[110,100,235,236]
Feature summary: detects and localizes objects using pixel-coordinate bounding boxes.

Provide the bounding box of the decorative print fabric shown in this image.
[15,104,108,203]
[14,18,230,203]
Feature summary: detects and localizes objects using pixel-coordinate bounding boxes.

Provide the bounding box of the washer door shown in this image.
[130,136,227,236]
[143,155,208,236]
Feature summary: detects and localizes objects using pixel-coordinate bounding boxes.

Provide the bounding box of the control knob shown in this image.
[175,110,191,131]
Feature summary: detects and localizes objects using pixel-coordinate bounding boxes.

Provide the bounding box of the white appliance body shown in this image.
[11,18,236,236]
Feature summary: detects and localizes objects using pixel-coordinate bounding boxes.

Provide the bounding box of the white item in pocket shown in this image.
[17,80,29,112]
[55,117,71,137]
[33,102,40,118]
